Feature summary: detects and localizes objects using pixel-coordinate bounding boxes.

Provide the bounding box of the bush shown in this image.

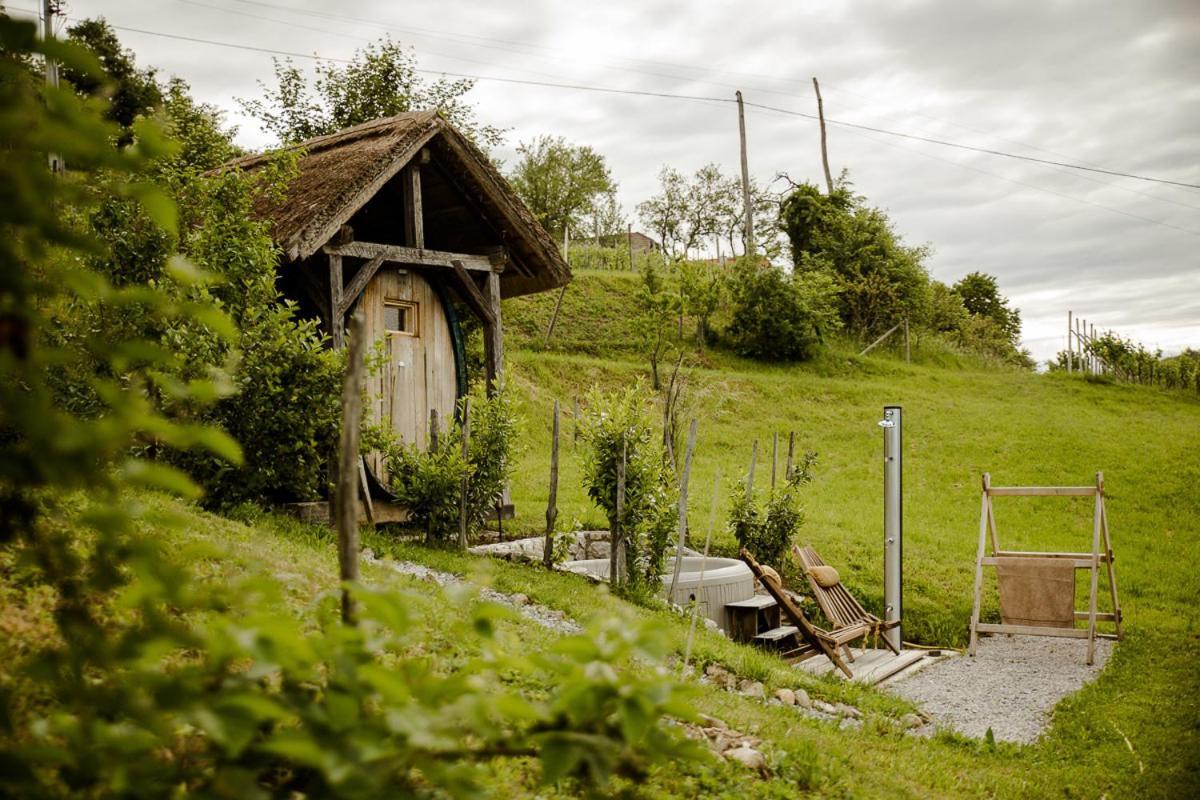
[579,386,678,588]
[730,451,817,567]
[726,259,841,361]
[382,381,519,544]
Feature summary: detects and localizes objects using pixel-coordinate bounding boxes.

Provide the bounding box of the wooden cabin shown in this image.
[222,112,570,512]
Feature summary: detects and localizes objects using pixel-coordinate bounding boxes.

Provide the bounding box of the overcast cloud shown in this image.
[26,0,1199,362]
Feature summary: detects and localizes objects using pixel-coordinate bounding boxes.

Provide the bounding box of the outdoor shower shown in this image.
[879,405,903,650]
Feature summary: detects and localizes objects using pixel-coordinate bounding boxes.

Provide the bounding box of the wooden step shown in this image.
[754,625,798,642]
[726,595,778,610]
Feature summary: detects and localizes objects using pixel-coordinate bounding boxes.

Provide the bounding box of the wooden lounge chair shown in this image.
[793,545,900,655]
[739,549,868,679]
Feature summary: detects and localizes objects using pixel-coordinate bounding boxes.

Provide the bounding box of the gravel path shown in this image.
[886,636,1114,743]
[363,551,582,635]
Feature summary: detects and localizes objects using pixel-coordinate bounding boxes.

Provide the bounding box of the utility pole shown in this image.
[812,77,833,195]
[735,90,755,256]
[43,0,64,175]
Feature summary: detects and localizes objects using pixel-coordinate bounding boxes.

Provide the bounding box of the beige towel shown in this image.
[995,557,1076,628]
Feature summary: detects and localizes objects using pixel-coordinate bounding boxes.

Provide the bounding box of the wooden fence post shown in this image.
[746,439,758,498]
[458,398,471,550]
[611,440,628,587]
[786,431,795,483]
[334,310,367,625]
[770,432,779,489]
[668,419,699,598]
[544,399,560,569]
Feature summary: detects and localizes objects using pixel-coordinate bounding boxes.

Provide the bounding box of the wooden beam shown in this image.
[323,241,495,272]
[338,254,386,317]
[450,261,496,327]
[329,254,344,349]
[483,269,504,393]
[986,486,1097,497]
[974,623,1089,639]
[402,165,424,249]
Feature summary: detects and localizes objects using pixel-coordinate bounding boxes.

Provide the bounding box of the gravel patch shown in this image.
[363,552,581,635]
[886,636,1114,743]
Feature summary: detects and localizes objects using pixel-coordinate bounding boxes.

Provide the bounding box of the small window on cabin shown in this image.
[384,300,417,336]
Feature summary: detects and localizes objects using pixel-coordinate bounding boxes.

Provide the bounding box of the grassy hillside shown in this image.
[8,489,1194,797]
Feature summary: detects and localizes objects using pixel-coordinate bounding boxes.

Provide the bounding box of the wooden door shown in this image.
[359,267,457,479]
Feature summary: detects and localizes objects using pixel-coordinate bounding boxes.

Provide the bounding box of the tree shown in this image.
[781,176,930,338]
[953,271,1021,346]
[238,38,504,147]
[581,188,627,241]
[635,261,676,390]
[637,167,689,258]
[63,18,162,143]
[726,259,841,361]
[507,135,616,241]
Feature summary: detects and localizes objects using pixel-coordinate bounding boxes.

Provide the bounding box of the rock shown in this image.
[724,745,766,770]
[738,680,766,699]
[510,593,529,606]
[774,688,796,705]
[813,700,839,715]
[361,548,375,561]
[900,713,924,729]
[836,703,862,719]
[838,717,862,731]
[794,688,812,709]
[699,713,728,730]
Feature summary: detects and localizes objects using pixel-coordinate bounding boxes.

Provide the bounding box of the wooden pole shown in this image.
[812,77,834,195]
[770,432,778,489]
[1087,471,1103,665]
[904,318,911,363]
[543,400,560,569]
[572,396,580,445]
[785,432,795,483]
[328,254,344,349]
[668,419,699,598]
[484,271,504,396]
[611,440,628,586]
[628,223,635,271]
[426,408,439,545]
[458,398,471,550]
[1067,311,1073,373]
[683,467,721,672]
[334,310,367,625]
[735,90,755,256]
[859,321,904,356]
[746,439,758,498]
[543,284,567,349]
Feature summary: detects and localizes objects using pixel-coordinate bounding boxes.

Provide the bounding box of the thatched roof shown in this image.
[219,112,570,298]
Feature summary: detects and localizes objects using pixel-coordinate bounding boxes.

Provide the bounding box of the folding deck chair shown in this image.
[739,549,868,679]
[794,545,900,655]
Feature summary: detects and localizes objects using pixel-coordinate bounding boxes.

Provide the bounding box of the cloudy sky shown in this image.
[20,0,1200,362]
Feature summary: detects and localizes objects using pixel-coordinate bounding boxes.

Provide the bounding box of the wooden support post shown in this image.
[735,90,755,256]
[458,399,471,550]
[329,254,344,349]
[771,432,779,489]
[484,270,504,396]
[429,408,439,453]
[682,467,722,670]
[627,223,635,271]
[1087,471,1103,665]
[785,432,795,483]
[904,318,911,363]
[747,439,758,497]
[812,76,834,195]
[968,473,991,655]
[334,310,367,624]
[668,419,699,598]
[402,164,424,248]
[543,399,560,569]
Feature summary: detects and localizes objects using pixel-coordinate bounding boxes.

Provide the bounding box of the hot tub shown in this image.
[563,556,755,632]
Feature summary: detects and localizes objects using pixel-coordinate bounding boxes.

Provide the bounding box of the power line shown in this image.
[107,21,1200,192]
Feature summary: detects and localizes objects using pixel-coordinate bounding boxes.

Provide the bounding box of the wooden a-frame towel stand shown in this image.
[969,472,1123,665]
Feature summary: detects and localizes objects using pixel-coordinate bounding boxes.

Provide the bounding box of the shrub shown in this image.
[382,381,519,544]
[730,451,817,567]
[726,259,841,361]
[579,386,678,588]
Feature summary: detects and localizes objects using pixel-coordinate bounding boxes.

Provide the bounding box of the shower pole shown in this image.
[880,406,903,650]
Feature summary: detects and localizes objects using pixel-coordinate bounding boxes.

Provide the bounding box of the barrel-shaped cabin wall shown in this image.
[357,267,457,478]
